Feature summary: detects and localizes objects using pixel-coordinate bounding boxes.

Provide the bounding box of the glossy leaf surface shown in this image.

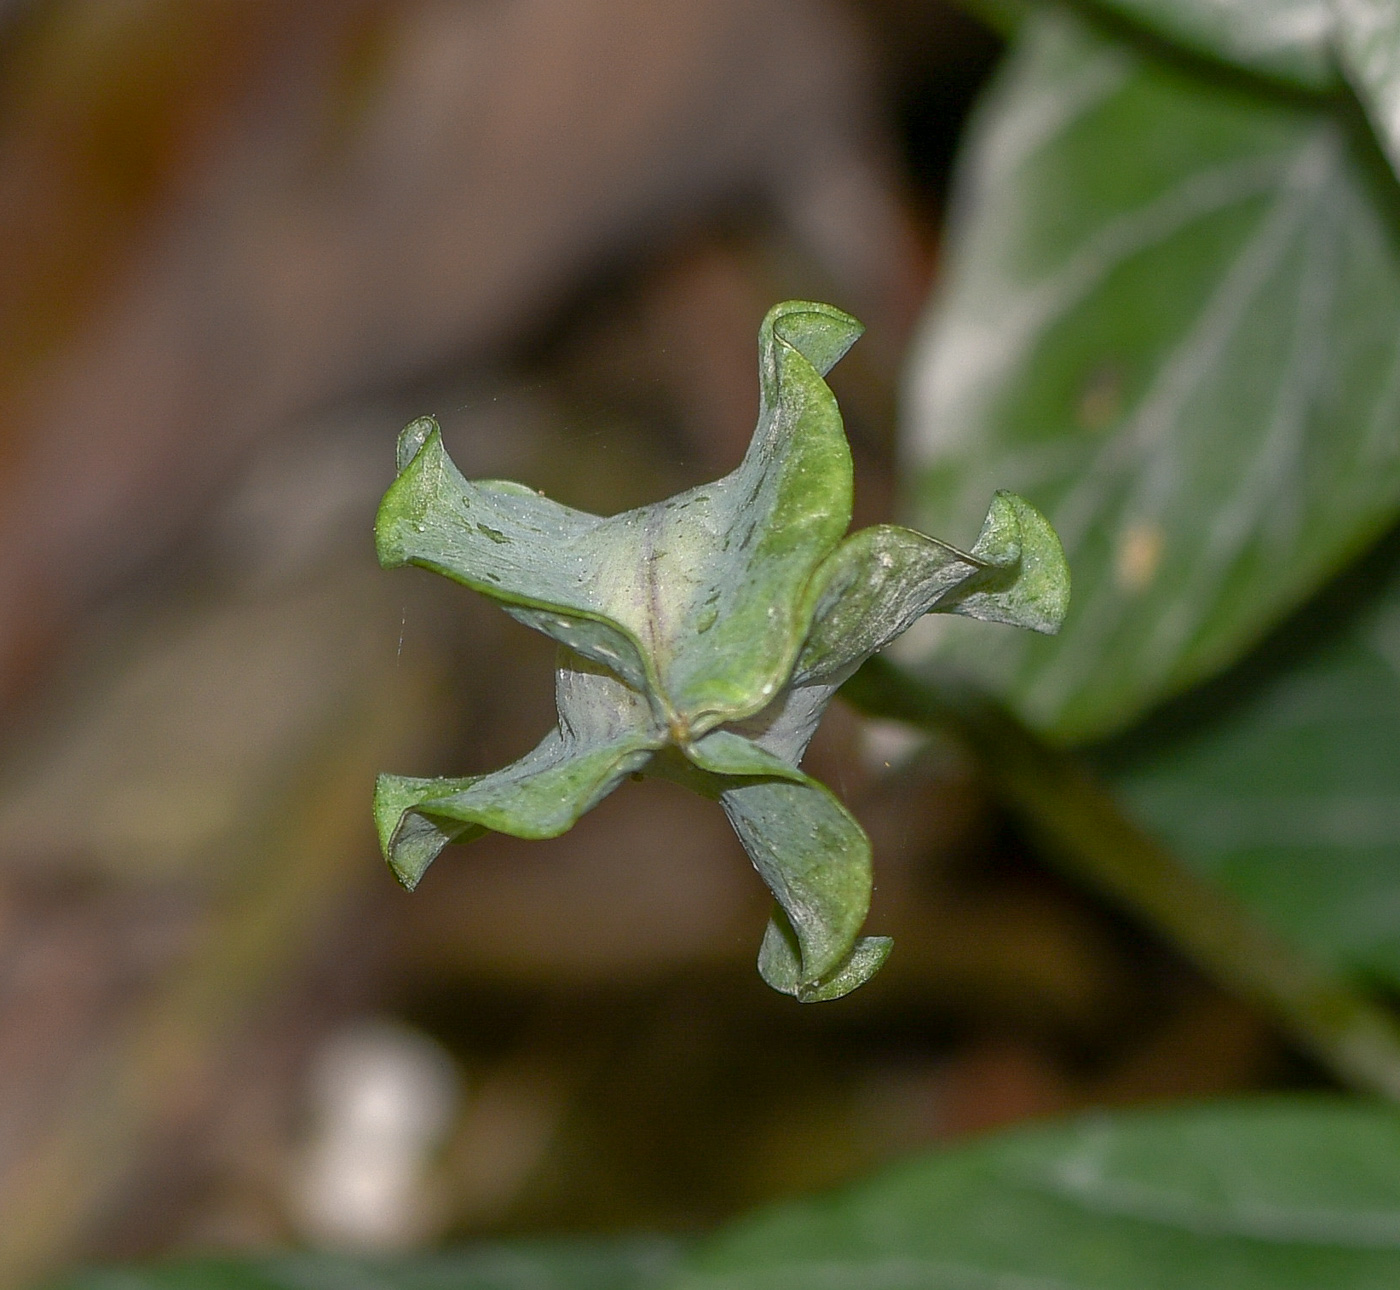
[680,1099,1400,1289]
[904,8,1400,742]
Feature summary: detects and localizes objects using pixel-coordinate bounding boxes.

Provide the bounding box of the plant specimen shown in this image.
[373,300,1067,1000]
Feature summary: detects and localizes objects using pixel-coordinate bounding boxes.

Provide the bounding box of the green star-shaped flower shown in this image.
[373,301,1067,1001]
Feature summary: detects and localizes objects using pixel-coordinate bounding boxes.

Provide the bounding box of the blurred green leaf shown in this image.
[1111,553,1400,986]
[53,1238,683,1290]
[1087,0,1400,180]
[679,1099,1400,1288]
[1335,0,1400,176]
[1088,0,1339,90]
[54,1103,1400,1288]
[904,7,1400,742]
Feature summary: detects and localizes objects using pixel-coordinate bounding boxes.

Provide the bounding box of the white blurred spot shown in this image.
[290,1019,460,1252]
[858,718,927,773]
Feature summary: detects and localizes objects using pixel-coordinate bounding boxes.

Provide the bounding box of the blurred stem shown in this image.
[0,662,437,1290]
[842,654,1400,1104]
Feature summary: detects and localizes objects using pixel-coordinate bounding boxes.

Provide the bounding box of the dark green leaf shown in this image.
[679,1099,1400,1288]
[1090,0,1339,90]
[1111,557,1400,986]
[904,8,1400,742]
[1335,0,1400,176]
[1089,0,1400,179]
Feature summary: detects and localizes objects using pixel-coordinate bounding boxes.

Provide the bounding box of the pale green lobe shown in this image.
[795,528,982,687]
[583,300,862,731]
[375,733,656,890]
[373,772,485,889]
[682,728,873,985]
[955,489,1071,633]
[756,909,893,1002]
[373,298,1065,1001]
[793,491,1068,688]
[376,301,862,731]
[722,779,872,983]
[905,8,1400,742]
[376,424,654,694]
[682,727,810,781]
[377,652,663,890]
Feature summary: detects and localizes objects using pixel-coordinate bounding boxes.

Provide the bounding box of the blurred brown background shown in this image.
[0,2,1301,1283]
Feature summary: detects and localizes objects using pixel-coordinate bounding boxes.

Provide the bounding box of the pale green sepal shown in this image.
[682,728,807,781]
[377,730,657,890]
[757,908,893,1002]
[649,300,862,728]
[395,415,437,472]
[719,773,874,983]
[793,525,982,687]
[686,730,882,988]
[375,421,653,693]
[760,300,864,383]
[945,491,1070,635]
[791,493,1066,690]
[503,607,653,696]
[408,731,657,838]
[730,683,837,767]
[373,773,485,890]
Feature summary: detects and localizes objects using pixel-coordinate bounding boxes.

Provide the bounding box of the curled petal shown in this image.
[793,491,1069,688]
[682,731,873,985]
[757,909,892,1002]
[375,728,657,890]
[376,421,654,693]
